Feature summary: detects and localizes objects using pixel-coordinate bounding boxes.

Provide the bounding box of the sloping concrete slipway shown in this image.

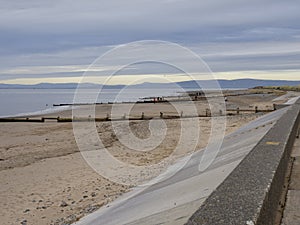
[74,104,295,225]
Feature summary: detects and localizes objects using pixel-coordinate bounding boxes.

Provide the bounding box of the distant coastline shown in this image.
[1,79,300,90]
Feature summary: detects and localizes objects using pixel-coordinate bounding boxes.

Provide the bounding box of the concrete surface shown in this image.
[281,191,300,225]
[289,157,300,190]
[284,96,300,105]
[74,107,290,225]
[281,136,300,225]
[186,101,300,225]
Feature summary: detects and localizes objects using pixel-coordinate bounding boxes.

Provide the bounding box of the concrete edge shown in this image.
[186,99,300,225]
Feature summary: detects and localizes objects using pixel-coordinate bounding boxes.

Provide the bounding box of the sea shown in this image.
[0,88,183,118]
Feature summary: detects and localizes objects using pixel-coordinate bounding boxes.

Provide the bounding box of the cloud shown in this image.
[0,0,299,83]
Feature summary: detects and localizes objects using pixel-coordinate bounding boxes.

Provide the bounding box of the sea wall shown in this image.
[186,99,300,225]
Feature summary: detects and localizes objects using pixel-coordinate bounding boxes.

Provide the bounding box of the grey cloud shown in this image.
[1,1,299,43]
[0,0,299,82]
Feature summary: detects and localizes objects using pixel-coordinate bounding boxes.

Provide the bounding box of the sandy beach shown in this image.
[0,90,298,225]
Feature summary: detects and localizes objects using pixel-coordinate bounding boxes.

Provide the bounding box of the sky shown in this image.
[0,0,300,84]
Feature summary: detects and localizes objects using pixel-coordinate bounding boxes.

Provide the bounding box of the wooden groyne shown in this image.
[0,106,278,123]
[0,118,45,123]
[52,90,272,107]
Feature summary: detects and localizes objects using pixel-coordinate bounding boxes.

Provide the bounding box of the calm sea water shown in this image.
[0,88,182,117]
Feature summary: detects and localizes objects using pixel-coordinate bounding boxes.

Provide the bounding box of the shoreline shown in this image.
[1,90,300,225]
[0,88,270,119]
[0,106,73,119]
[1,88,285,120]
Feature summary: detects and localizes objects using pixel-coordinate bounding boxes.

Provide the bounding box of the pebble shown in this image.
[60,201,68,207]
[84,205,99,214]
[23,209,30,213]
[66,214,77,223]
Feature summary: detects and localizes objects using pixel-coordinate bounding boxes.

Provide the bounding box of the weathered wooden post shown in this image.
[106,113,109,121]
[160,112,163,118]
[255,106,258,113]
[206,108,209,117]
[141,112,144,120]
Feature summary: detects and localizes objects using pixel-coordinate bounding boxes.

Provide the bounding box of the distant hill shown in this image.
[174,79,300,89]
[0,79,300,89]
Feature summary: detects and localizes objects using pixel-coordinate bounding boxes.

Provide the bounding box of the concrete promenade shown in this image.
[187,99,300,225]
[281,133,300,224]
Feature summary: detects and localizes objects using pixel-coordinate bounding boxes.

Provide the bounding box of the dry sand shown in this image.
[0,92,286,225]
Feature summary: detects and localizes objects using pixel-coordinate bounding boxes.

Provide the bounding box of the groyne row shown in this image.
[0,107,277,123]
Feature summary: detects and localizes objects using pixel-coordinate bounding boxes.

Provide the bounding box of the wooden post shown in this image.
[160,112,163,118]
[255,106,258,113]
[141,112,144,120]
[123,113,126,120]
[236,107,240,115]
[206,109,209,117]
[106,113,109,121]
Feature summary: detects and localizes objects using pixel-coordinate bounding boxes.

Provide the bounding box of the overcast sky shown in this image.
[0,0,299,84]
